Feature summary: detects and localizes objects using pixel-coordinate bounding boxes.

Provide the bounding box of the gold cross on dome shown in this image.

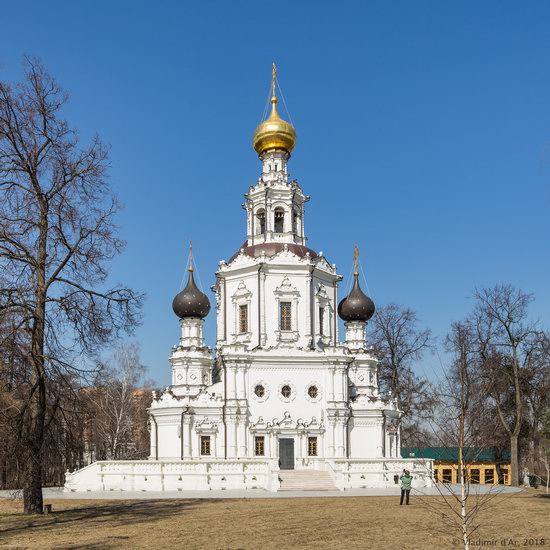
[353,244,359,275]
[188,240,194,272]
[271,62,277,98]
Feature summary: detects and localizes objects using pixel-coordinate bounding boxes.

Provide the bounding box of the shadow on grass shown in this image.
[0,498,225,547]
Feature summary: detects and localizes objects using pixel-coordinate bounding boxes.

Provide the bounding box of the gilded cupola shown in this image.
[252,63,297,157]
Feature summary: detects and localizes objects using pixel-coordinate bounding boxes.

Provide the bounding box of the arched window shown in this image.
[256,209,266,234]
[292,210,298,235]
[274,207,285,233]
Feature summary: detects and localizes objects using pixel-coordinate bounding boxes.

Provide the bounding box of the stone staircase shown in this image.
[278,470,338,491]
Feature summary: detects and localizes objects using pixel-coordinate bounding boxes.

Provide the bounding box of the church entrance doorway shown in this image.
[279,438,294,470]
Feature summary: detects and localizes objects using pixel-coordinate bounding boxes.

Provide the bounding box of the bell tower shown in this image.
[246,64,308,248]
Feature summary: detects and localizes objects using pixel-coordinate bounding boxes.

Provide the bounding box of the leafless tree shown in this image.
[369,303,433,443]
[417,321,504,550]
[92,343,147,460]
[540,409,550,493]
[470,285,542,486]
[523,333,550,480]
[0,58,143,513]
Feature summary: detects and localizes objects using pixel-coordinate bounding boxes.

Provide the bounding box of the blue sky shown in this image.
[2,1,550,385]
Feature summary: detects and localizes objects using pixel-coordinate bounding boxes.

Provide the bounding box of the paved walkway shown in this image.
[0,485,522,500]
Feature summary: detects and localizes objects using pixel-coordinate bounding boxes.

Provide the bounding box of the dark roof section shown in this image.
[401,447,511,462]
[338,273,375,322]
[172,270,211,319]
[228,241,318,263]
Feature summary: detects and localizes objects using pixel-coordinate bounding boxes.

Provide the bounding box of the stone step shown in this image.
[278,470,338,491]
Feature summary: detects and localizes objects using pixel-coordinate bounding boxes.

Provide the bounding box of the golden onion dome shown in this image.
[252,64,296,156]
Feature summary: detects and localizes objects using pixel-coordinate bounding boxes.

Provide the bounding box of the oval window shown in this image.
[308,385,318,399]
[254,385,265,398]
[281,385,292,398]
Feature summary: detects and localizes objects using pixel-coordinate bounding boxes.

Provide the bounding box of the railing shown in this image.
[331,458,434,489]
[65,459,281,493]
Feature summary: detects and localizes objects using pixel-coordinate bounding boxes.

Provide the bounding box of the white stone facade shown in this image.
[65,113,432,494]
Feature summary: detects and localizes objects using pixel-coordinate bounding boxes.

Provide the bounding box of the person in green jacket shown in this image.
[400,469,413,505]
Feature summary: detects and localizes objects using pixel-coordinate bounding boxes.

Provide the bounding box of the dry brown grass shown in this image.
[0,491,548,550]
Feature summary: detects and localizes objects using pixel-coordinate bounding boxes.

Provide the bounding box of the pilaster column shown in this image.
[232,419,238,457]
[226,365,237,399]
[377,420,384,458]
[335,421,343,457]
[306,272,312,341]
[217,277,225,345]
[149,419,157,460]
[238,417,247,456]
[329,419,336,457]
[237,366,246,399]
[335,368,344,401]
[341,368,347,401]
[261,271,267,346]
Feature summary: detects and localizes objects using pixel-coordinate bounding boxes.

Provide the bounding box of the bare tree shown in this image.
[470,285,541,486]
[417,321,503,550]
[92,343,147,460]
[541,409,550,493]
[523,333,550,480]
[0,58,142,513]
[369,303,433,443]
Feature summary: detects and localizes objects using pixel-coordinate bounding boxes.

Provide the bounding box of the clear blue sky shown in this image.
[2,1,550,386]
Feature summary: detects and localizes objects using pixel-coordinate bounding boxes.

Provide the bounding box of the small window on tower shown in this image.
[308,437,318,456]
[200,436,211,456]
[319,307,325,336]
[280,302,292,331]
[256,209,266,234]
[274,207,285,233]
[255,436,265,456]
[308,385,318,399]
[239,304,248,333]
[281,385,292,398]
[292,210,298,234]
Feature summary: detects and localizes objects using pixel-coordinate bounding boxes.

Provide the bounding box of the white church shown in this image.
[65,66,432,493]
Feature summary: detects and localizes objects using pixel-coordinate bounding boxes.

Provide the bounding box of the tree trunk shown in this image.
[22,441,44,514]
[533,437,540,476]
[23,205,48,514]
[510,433,520,487]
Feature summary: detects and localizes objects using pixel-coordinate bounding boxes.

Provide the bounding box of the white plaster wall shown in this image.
[221,266,338,350]
[348,418,384,458]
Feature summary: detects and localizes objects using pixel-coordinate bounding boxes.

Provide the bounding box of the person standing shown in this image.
[400,469,413,505]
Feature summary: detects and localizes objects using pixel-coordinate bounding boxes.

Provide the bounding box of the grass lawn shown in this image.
[0,490,548,549]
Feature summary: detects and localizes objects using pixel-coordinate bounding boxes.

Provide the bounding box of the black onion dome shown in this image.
[172,269,211,319]
[338,273,375,322]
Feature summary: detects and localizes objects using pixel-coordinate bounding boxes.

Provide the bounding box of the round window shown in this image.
[254,385,265,398]
[281,385,292,398]
[308,385,318,399]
